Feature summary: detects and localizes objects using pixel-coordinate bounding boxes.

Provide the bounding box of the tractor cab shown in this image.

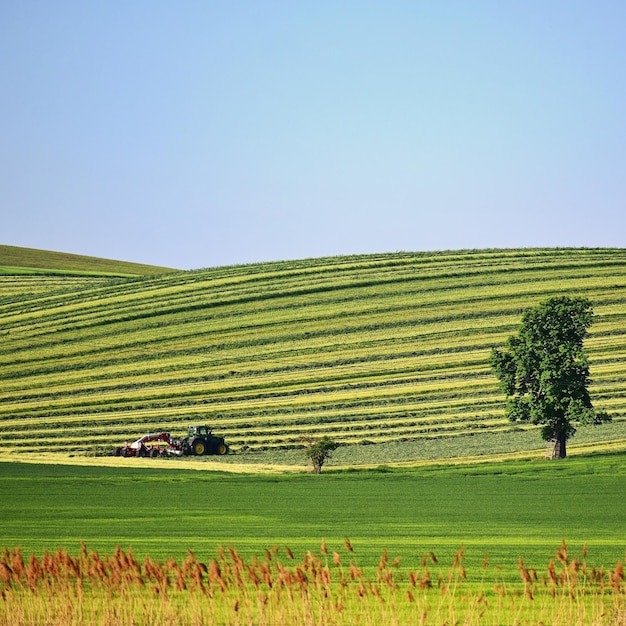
[188,425,212,439]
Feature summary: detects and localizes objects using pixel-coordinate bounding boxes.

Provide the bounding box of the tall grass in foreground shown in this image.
[1,541,624,625]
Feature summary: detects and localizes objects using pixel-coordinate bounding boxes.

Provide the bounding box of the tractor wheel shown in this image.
[191,438,206,456]
[138,447,147,458]
[150,448,160,458]
[218,443,228,455]
[114,447,122,457]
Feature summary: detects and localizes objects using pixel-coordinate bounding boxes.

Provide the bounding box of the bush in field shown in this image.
[490,296,611,458]
[305,436,340,473]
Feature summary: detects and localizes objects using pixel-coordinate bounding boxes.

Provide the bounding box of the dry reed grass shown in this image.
[0,540,624,625]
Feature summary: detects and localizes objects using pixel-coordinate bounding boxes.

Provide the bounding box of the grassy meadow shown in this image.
[1,246,626,463]
[1,455,625,624]
[0,244,176,277]
[2,455,625,575]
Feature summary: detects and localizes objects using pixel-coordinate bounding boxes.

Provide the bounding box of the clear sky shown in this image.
[2,2,625,270]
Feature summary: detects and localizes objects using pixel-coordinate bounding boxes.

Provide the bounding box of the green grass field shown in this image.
[1,246,626,464]
[2,454,625,580]
[3,453,626,624]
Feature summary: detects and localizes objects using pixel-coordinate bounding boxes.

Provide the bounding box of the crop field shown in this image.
[1,247,626,463]
[1,455,625,624]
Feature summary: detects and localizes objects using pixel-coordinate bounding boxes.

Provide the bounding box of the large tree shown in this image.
[490,296,610,458]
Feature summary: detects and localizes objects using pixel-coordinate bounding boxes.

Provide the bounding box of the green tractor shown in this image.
[179,425,229,456]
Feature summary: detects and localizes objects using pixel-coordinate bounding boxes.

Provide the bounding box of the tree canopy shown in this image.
[490,296,610,458]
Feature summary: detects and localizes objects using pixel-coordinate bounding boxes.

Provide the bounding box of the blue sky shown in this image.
[2,2,625,270]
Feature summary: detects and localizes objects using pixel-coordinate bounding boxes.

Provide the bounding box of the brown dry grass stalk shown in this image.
[0,541,624,625]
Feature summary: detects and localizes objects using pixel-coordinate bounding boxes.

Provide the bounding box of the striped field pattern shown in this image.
[1,248,625,456]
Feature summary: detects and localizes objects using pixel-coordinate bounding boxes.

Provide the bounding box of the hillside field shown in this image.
[0,244,176,277]
[1,247,626,465]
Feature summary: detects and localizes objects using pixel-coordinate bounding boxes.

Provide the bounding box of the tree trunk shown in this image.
[551,432,567,459]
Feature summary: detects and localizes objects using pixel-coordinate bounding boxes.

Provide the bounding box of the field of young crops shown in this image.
[1,247,626,462]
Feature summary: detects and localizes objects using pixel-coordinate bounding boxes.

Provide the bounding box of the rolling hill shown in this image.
[1,247,625,465]
[0,244,177,276]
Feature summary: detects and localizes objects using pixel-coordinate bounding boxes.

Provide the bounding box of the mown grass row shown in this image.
[1,248,625,459]
[2,271,623,366]
[2,261,623,340]
[1,249,623,328]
